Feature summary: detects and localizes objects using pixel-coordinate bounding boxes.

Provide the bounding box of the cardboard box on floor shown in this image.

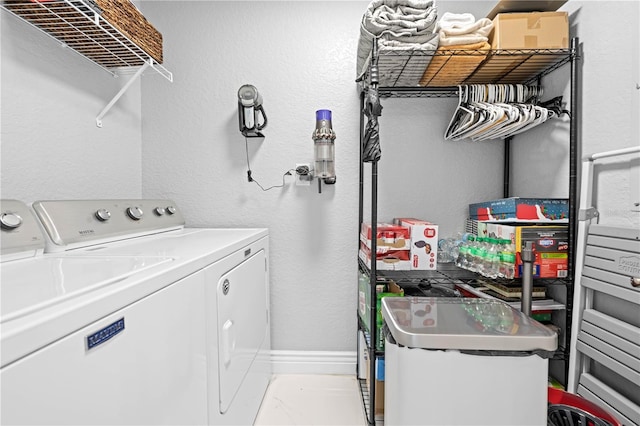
[365,356,385,417]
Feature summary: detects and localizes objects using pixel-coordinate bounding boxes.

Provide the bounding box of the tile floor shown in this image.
[254,374,367,425]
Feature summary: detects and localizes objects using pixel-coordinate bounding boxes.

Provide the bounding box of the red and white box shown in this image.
[359,242,411,271]
[396,218,438,270]
[360,222,411,252]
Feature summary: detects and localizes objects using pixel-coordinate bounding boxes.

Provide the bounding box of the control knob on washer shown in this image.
[95,209,111,222]
[0,212,23,229]
[154,207,166,216]
[127,206,144,221]
[166,206,177,215]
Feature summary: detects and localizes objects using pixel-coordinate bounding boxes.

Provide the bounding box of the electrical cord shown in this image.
[245,137,294,191]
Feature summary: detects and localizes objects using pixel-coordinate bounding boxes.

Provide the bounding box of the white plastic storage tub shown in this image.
[382,297,557,425]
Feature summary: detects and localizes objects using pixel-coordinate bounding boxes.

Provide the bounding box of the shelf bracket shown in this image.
[96,61,150,128]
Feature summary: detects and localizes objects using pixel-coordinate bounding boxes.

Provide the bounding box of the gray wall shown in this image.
[2,1,638,355]
[139,0,503,353]
[1,10,144,200]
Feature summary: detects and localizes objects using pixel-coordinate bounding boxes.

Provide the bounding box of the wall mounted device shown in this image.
[312,109,336,193]
[238,84,267,138]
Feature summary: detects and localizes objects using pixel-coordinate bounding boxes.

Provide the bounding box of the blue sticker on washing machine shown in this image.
[86,318,125,350]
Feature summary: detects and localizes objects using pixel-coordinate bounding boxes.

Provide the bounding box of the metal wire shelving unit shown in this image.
[357,38,582,426]
[372,47,573,97]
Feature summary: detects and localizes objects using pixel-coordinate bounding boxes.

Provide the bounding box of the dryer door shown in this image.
[216,249,268,414]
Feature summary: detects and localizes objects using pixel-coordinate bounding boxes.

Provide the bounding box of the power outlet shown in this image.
[295,163,313,186]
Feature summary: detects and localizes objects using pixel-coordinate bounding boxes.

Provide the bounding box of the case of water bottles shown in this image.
[455,233,517,279]
[454,223,569,279]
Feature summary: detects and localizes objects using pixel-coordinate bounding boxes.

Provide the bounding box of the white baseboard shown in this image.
[270,350,357,375]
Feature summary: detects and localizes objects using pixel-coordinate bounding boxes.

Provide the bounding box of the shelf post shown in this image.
[521,241,534,316]
[564,36,581,385]
[359,92,365,236]
[368,160,378,426]
[503,136,512,198]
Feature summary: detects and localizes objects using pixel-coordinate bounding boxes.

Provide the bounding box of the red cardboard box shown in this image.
[396,218,438,270]
[360,223,411,251]
[515,226,569,278]
[359,243,411,271]
[487,224,568,278]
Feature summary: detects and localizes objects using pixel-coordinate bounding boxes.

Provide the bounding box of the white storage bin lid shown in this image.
[382,297,557,351]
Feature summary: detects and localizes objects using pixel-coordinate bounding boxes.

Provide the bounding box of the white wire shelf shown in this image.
[1,0,173,126]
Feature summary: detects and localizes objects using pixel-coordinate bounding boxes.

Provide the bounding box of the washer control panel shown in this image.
[0,200,45,258]
[32,199,185,252]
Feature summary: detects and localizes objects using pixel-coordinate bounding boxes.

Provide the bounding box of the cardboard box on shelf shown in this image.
[465,219,488,239]
[395,218,439,270]
[487,223,516,241]
[517,252,568,278]
[486,1,568,20]
[516,226,569,253]
[360,222,411,251]
[359,243,411,271]
[490,11,569,50]
[515,226,569,278]
[469,197,569,222]
[485,224,568,278]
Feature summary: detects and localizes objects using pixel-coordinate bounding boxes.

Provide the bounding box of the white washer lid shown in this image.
[1,255,173,322]
[382,297,557,351]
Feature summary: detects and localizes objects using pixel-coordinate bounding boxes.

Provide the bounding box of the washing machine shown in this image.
[0,199,271,425]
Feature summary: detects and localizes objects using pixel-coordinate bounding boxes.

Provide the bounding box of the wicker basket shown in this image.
[2,0,163,66]
[95,0,163,64]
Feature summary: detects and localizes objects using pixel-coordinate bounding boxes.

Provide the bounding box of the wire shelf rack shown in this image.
[1,0,173,126]
[368,47,573,98]
[1,0,171,80]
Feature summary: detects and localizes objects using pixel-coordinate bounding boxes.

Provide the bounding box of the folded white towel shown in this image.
[435,12,475,32]
[357,0,438,81]
[436,13,493,47]
[440,17,493,37]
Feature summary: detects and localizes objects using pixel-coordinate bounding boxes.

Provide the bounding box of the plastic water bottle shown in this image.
[454,233,471,269]
[485,238,500,279]
[456,241,468,268]
[475,237,488,276]
[499,238,516,279]
[496,239,506,278]
[438,238,453,263]
[466,235,478,272]
[480,237,492,277]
